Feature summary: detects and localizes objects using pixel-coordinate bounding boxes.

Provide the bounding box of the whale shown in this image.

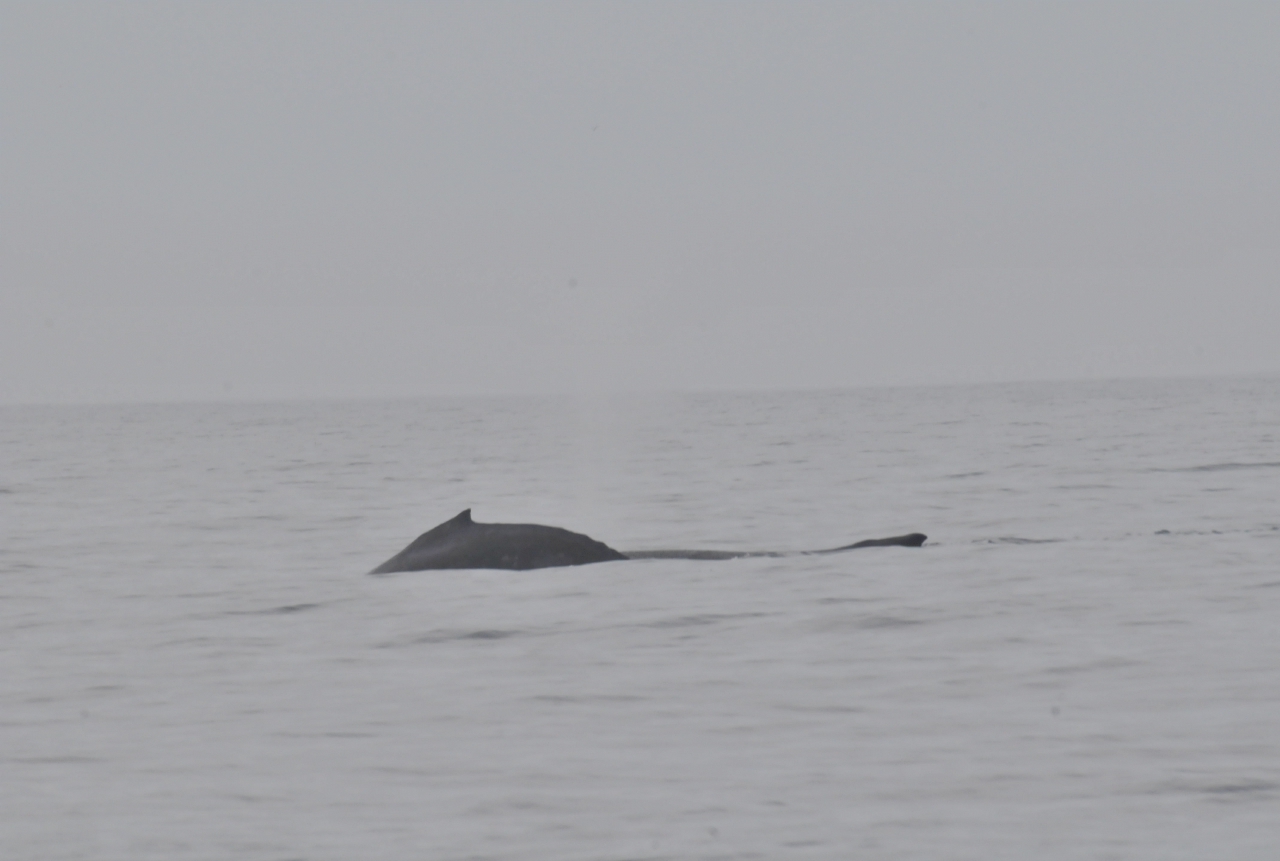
[368,509,926,573]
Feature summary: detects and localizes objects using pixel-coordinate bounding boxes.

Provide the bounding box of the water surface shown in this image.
[3,378,1278,859]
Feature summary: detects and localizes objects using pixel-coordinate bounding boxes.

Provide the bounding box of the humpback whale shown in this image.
[368,509,926,574]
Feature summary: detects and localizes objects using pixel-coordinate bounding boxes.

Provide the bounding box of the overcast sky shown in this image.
[3,2,1277,404]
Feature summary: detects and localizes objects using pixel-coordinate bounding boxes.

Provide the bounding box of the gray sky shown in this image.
[3,2,1278,404]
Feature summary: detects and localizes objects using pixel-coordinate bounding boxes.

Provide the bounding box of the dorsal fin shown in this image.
[451,508,474,525]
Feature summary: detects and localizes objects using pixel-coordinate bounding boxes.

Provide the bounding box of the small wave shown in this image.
[252,603,321,615]
[1158,461,1280,473]
[1200,781,1279,795]
[222,603,323,616]
[1044,657,1140,675]
[460,629,517,640]
[813,614,925,634]
[529,693,644,704]
[975,537,1064,545]
[643,611,774,630]
[1154,525,1279,537]
[855,615,923,629]
[402,628,523,645]
[9,755,103,765]
[1154,779,1279,799]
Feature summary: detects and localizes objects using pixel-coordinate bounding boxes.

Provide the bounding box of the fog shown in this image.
[3,2,1277,403]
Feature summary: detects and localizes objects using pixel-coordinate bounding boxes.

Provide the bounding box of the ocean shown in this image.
[3,377,1278,860]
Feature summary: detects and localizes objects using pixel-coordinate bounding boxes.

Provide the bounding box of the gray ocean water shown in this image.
[3,377,1278,860]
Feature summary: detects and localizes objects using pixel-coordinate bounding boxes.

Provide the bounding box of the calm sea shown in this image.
[3,378,1278,860]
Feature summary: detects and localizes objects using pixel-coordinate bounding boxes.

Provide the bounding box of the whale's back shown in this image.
[369,509,626,573]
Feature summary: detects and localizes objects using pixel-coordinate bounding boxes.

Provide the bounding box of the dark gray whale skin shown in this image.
[368,509,926,574]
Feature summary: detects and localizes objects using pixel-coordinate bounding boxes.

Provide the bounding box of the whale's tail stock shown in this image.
[622,532,927,561]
